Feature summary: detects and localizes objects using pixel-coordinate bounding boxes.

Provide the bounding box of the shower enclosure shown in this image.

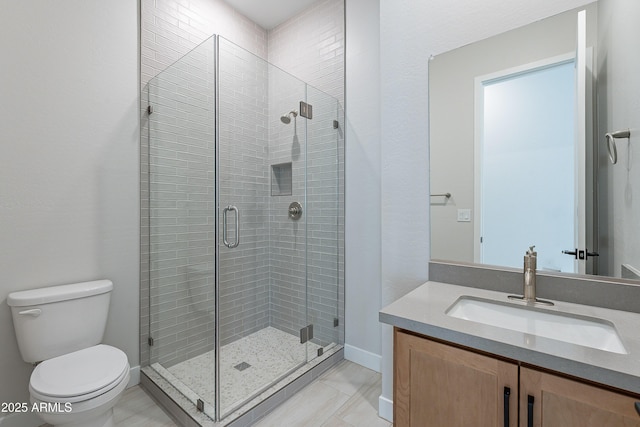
[140,35,344,423]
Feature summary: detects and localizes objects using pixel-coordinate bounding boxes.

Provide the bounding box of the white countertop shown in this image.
[379,281,640,395]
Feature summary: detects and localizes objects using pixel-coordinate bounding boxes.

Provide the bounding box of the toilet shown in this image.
[8,280,130,427]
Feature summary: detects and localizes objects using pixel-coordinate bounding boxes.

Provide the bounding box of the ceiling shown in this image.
[223,0,320,30]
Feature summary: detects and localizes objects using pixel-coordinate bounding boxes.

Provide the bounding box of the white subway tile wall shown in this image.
[266,66,308,344]
[140,0,344,373]
[146,39,217,367]
[266,0,345,347]
[267,0,345,105]
[141,0,266,88]
[218,38,271,346]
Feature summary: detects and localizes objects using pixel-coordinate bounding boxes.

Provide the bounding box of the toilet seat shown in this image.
[30,344,129,403]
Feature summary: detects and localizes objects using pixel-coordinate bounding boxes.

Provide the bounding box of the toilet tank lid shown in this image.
[7,280,113,307]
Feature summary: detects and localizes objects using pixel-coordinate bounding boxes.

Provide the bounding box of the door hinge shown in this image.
[196,399,204,412]
[300,324,314,344]
[147,105,153,115]
[299,101,313,119]
[148,337,154,347]
[334,318,339,327]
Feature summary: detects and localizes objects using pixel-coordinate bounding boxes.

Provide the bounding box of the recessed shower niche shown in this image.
[271,162,293,196]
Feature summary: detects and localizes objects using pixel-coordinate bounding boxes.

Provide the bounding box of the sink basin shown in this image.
[446,297,627,354]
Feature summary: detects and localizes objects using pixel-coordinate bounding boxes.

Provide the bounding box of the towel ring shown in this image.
[605,129,630,164]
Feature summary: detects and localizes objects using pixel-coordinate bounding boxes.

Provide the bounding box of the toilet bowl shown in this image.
[7,280,130,427]
[29,345,130,427]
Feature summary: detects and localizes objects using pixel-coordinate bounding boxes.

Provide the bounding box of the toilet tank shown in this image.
[7,280,113,363]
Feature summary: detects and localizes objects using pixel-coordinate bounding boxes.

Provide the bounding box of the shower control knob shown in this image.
[288,202,302,220]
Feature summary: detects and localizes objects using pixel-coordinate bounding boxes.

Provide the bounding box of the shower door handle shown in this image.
[223,205,240,248]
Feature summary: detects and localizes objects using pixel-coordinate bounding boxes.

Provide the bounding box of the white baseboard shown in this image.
[378,394,393,422]
[0,365,141,427]
[344,344,381,373]
[127,365,140,388]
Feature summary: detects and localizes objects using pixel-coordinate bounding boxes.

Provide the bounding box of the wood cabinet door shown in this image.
[520,366,640,427]
[394,328,518,427]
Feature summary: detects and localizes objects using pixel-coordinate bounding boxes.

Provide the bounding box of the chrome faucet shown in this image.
[523,246,537,302]
[508,245,553,305]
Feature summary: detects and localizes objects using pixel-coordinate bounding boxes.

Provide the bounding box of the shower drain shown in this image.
[234,362,251,371]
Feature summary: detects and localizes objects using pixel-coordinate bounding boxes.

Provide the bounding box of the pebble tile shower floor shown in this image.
[151,327,323,414]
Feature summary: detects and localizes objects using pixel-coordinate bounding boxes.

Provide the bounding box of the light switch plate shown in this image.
[457,209,471,222]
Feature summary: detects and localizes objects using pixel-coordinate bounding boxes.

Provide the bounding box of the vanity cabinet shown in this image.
[520,367,640,427]
[394,328,640,427]
[394,328,518,426]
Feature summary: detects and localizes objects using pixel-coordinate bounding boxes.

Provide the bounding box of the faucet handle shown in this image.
[527,245,536,256]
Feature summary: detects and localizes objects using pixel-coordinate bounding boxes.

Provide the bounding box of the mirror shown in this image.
[429,0,640,281]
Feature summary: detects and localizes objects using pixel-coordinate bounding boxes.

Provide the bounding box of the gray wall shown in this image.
[0,0,139,421]
[597,0,640,278]
[344,0,383,371]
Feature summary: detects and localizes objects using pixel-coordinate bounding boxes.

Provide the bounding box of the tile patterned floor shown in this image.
[109,360,390,426]
[153,327,323,414]
[113,386,179,427]
[41,385,177,427]
[253,359,391,427]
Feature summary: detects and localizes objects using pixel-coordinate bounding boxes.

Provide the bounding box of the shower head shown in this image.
[280,110,298,124]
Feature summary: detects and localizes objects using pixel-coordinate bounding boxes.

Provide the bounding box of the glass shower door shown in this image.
[217,37,309,418]
[146,35,217,419]
[305,86,345,361]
